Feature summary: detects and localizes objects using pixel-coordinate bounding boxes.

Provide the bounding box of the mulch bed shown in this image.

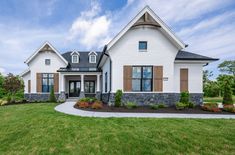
[74,104,235,115]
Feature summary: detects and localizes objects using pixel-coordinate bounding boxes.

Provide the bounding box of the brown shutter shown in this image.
[28,80,31,93]
[123,66,132,91]
[154,66,163,91]
[180,68,188,92]
[36,73,42,92]
[54,73,59,93]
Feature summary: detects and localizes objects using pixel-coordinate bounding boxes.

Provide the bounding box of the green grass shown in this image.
[0,103,235,155]
[204,96,235,103]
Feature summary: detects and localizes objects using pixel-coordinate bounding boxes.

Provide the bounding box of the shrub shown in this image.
[150,104,159,110]
[202,103,221,112]
[176,102,188,110]
[125,102,137,109]
[114,89,123,107]
[222,80,233,104]
[77,101,89,108]
[180,91,190,104]
[223,104,235,113]
[79,97,97,103]
[188,102,195,108]
[158,103,166,108]
[0,99,8,106]
[91,101,103,109]
[49,87,57,102]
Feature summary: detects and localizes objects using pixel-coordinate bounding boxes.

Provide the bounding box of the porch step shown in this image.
[66,98,80,102]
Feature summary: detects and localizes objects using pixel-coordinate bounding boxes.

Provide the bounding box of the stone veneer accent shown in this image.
[25,93,60,102]
[101,93,203,106]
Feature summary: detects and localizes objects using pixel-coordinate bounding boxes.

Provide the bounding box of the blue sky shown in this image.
[0,0,235,79]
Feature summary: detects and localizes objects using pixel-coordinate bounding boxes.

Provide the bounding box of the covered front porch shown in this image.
[59,72,102,99]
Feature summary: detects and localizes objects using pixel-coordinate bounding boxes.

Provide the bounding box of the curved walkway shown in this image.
[55,102,235,119]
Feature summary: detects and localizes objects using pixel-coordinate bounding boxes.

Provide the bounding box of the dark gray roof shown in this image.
[175,51,219,61]
[58,51,102,72]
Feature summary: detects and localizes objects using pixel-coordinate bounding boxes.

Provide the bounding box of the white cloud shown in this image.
[67,1,111,49]
[0,67,6,75]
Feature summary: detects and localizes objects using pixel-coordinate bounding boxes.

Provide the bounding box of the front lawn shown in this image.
[0,103,235,154]
[204,96,235,103]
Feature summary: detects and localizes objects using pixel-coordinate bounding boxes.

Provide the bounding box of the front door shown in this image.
[69,81,81,97]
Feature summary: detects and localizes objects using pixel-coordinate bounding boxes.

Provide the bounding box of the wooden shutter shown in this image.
[36,73,42,92]
[123,66,132,91]
[154,66,163,91]
[54,73,59,93]
[180,68,188,92]
[28,80,31,93]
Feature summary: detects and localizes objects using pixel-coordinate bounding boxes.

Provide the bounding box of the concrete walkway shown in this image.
[54,102,235,119]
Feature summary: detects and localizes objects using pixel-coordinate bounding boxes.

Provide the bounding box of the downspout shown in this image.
[108,59,112,103]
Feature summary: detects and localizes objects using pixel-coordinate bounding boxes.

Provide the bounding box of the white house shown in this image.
[21,6,218,105]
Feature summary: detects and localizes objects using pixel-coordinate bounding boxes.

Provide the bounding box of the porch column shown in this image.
[96,74,100,92]
[80,74,85,98]
[61,74,65,92]
[58,74,66,101]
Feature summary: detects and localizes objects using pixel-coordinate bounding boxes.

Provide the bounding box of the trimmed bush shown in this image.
[49,87,57,102]
[77,101,89,108]
[91,101,103,109]
[158,103,167,108]
[202,103,221,112]
[114,89,123,107]
[188,102,195,108]
[222,80,233,104]
[223,104,235,113]
[176,102,188,110]
[150,104,159,110]
[125,102,137,109]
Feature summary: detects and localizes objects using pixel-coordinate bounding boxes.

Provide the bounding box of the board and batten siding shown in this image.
[123,66,163,92]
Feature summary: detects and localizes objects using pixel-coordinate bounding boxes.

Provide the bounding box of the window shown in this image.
[139,41,147,51]
[132,66,152,91]
[72,55,79,63]
[85,81,95,93]
[42,73,54,92]
[45,59,51,65]
[89,55,96,63]
[105,72,108,92]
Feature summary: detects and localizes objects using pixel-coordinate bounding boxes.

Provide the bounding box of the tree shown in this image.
[222,80,233,104]
[3,73,24,95]
[0,73,5,98]
[217,74,235,96]
[203,81,220,97]
[218,60,235,76]
[203,70,213,84]
[49,87,57,102]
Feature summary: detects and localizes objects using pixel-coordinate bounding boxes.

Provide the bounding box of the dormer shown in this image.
[88,51,97,63]
[71,51,80,63]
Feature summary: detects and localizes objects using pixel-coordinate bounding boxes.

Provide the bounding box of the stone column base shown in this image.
[80,91,85,98]
[95,91,101,100]
[58,92,66,102]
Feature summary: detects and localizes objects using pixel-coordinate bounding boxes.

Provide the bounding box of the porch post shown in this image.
[58,74,66,101]
[96,74,100,92]
[96,74,101,99]
[80,74,85,98]
[61,74,65,92]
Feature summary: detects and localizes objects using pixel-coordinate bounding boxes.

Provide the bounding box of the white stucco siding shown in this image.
[28,51,67,93]
[174,63,203,93]
[22,71,31,93]
[102,57,110,93]
[108,26,179,93]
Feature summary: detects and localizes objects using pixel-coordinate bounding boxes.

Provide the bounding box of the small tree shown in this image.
[49,87,57,103]
[179,91,190,104]
[0,73,5,98]
[114,89,123,107]
[222,80,233,104]
[3,73,24,96]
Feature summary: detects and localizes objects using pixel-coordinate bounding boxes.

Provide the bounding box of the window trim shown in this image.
[132,66,153,92]
[72,55,79,63]
[89,55,96,63]
[138,41,148,52]
[42,73,54,93]
[45,59,51,65]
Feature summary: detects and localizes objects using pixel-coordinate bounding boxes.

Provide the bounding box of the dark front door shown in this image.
[69,81,81,97]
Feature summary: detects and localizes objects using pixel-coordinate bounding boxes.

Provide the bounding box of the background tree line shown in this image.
[203,60,235,97]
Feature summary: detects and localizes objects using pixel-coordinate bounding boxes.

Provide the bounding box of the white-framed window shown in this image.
[89,55,96,63]
[72,55,79,63]
[139,41,147,52]
[45,59,51,65]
